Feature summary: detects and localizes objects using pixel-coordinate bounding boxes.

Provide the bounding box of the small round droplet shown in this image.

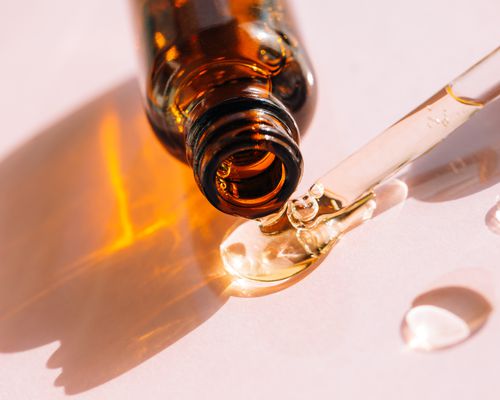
[309,183,324,199]
[401,286,492,351]
[288,194,319,224]
[485,196,500,234]
[217,160,231,178]
[258,46,282,67]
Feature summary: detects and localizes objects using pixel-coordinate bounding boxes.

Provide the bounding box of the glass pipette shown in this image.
[221,46,500,284]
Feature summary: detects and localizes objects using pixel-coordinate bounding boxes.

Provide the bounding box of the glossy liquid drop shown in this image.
[401,286,492,351]
[485,196,500,234]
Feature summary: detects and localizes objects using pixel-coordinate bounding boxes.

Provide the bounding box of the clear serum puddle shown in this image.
[220,198,376,283]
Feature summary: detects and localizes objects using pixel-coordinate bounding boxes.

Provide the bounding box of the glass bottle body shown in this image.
[131,0,316,218]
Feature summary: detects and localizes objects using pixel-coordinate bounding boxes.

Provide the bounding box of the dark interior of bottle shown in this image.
[215,149,286,206]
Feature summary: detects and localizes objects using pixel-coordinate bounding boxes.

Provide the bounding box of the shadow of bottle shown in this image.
[0,79,235,394]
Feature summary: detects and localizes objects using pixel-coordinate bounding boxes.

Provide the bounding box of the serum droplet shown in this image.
[485,196,500,234]
[288,193,319,224]
[401,286,492,351]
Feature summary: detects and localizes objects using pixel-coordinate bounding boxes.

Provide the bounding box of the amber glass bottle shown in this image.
[132,0,316,219]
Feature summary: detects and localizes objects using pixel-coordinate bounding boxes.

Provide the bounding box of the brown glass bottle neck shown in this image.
[187,96,303,219]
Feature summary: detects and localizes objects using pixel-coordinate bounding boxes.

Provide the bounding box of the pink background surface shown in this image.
[1,0,500,398]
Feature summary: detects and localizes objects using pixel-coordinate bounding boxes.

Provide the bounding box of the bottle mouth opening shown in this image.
[189,97,303,219]
[198,133,302,219]
[215,149,287,207]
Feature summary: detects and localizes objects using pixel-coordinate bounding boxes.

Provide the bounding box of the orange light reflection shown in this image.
[100,111,135,250]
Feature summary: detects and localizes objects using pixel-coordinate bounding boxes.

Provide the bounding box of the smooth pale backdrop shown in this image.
[1,1,500,399]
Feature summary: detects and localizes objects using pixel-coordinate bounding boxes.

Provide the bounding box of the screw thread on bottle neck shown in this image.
[187,97,303,219]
